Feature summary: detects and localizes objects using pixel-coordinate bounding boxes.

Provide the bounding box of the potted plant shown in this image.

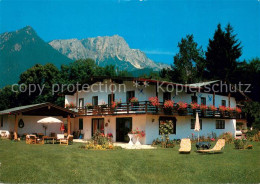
[226,107,235,118]
[208,105,217,111]
[219,105,227,117]
[235,107,242,113]
[208,105,217,116]
[200,105,208,117]
[116,99,122,107]
[130,128,145,146]
[100,101,107,109]
[177,101,187,115]
[149,96,160,107]
[190,102,200,116]
[235,107,242,118]
[109,101,117,113]
[163,100,174,115]
[86,103,93,110]
[130,97,139,106]
[65,102,76,109]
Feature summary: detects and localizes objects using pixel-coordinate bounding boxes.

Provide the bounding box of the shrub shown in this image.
[92,131,112,145]
[218,132,234,143]
[234,139,248,149]
[247,145,253,149]
[246,129,259,142]
[152,138,175,148]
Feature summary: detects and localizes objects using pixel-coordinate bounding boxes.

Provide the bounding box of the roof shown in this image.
[186,80,220,87]
[0,103,47,115]
[0,102,75,117]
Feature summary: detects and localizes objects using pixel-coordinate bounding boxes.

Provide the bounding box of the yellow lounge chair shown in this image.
[59,135,73,145]
[179,138,191,153]
[197,139,225,153]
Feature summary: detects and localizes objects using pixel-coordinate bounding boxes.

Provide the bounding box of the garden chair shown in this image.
[59,135,73,145]
[179,138,191,153]
[26,135,37,144]
[197,139,225,153]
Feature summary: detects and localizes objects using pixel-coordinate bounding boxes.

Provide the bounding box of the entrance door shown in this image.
[116,118,132,142]
[92,118,104,136]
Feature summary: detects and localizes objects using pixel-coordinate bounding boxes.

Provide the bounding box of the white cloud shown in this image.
[143,50,175,56]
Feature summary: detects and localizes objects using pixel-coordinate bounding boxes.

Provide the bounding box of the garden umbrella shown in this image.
[194,112,200,142]
[37,117,63,135]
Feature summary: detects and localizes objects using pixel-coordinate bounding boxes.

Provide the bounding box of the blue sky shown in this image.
[0,0,259,64]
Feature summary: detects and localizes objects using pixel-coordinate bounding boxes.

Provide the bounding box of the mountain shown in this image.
[0,26,169,88]
[0,26,72,87]
[49,35,169,71]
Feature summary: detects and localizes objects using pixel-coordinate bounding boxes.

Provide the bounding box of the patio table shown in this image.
[196,142,211,150]
[42,136,56,144]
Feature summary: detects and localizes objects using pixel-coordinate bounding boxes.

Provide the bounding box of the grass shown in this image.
[0,139,259,183]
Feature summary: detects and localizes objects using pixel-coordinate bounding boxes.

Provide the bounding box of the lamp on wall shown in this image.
[152,118,155,123]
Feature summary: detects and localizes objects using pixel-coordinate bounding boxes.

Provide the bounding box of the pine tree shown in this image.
[205,23,242,81]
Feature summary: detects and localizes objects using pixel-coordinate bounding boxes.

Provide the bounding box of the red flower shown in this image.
[149,97,160,107]
[235,107,242,113]
[208,105,217,111]
[177,101,187,110]
[200,104,208,110]
[191,102,200,109]
[164,100,174,109]
[219,106,227,112]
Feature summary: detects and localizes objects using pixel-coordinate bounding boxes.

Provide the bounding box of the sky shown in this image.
[0,0,259,64]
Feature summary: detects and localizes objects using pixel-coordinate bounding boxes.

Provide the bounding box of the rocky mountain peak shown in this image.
[49,35,169,70]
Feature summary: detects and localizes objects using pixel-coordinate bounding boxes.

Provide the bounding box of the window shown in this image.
[201,97,206,105]
[92,118,104,136]
[92,96,98,106]
[79,118,83,130]
[191,119,202,130]
[159,117,176,134]
[79,98,84,108]
[221,100,226,107]
[163,92,171,102]
[108,94,115,105]
[191,96,198,103]
[1,116,3,127]
[126,91,135,103]
[216,120,225,129]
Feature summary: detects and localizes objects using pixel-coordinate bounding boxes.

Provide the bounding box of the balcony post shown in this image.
[67,115,71,135]
[127,103,129,113]
[14,114,18,140]
[145,101,148,113]
[228,93,231,107]
[213,92,215,117]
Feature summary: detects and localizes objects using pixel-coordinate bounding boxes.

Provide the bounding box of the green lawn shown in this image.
[0,140,259,183]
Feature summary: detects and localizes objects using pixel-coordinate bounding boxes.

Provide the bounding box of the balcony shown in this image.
[69,101,245,119]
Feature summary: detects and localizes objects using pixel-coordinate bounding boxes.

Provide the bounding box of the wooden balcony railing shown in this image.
[71,101,245,119]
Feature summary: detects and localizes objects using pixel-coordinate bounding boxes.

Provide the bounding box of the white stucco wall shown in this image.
[75,114,236,145]
[76,115,147,144]
[0,115,75,137]
[0,115,13,137]
[65,80,237,109]
[145,115,236,144]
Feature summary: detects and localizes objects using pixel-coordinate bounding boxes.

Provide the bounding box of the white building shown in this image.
[63,77,247,144]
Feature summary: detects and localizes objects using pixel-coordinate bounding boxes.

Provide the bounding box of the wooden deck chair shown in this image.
[197,139,225,153]
[26,135,37,144]
[179,138,191,153]
[59,135,73,145]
